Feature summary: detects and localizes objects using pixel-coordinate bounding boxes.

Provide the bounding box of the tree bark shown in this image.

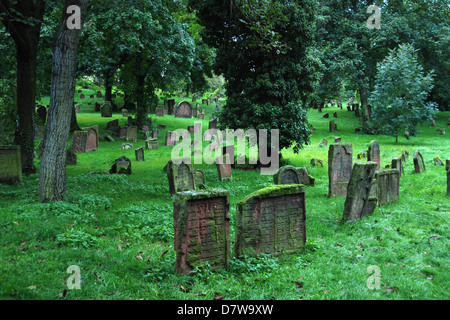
[358,73,370,127]
[104,69,113,102]
[70,103,80,132]
[0,0,46,174]
[39,0,89,202]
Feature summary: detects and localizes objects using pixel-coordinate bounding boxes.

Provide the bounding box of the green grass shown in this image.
[0,91,449,300]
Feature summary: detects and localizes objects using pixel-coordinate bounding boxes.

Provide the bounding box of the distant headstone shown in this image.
[173,189,230,275]
[101,102,112,117]
[310,158,323,167]
[175,101,194,118]
[375,169,400,206]
[433,156,444,166]
[296,167,315,186]
[96,91,102,98]
[126,126,138,142]
[367,140,381,170]
[80,94,85,99]
[83,125,99,152]
[333,112,338,118]
[216,155,232,181]
[166,159,195,194]
[198,114,205,120]
[357,150,368,159]
[401,150,409,162]
[122,109,128,117]
[413,150,425,173]
[95,102,101,112]
[342,162,378,223]
[209,118,217,130]
[109,156,131,174]
[75,105,81,113]
[235,184,306,257]
[156,106,164,117]
[194,169,206,189]
[135,147,144,161]
[436,128,446,135]
[37,105,47,124]
[391,156,404,177]
[329,121,337,132]
[334,137,341,143]
[0,146,22,184]
[122,143,133,150]
[71,131,88,153]
[145,139,158,150]
[322,138,328,147]
[273,165,300,185]
[328,143,353,197]
[322,113,329,118]
[106,119,120,134]
[165,131,178,146]
[119,127,127,139]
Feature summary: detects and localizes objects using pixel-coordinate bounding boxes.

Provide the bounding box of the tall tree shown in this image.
[0,0,46,173]
[38,0,88,202]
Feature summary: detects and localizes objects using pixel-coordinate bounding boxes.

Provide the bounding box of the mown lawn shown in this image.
[0,89,449,300]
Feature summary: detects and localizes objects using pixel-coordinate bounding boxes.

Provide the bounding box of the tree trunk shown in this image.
[104,70,113,102]
[358,73,370,128]
[70,103,80,132]
[39,0,89,202]
[1,0,46,174]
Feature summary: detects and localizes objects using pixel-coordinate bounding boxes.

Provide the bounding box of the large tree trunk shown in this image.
[104,69,113,102]
[358,73,370,127]
[70,103,80,132]
[0,0,46,174]
[39,0,89,202]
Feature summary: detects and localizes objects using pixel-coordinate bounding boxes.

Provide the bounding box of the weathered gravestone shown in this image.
[329,121,337,132]
[109,156,131,174]
[122,109,128,117]
[166,159,196,194]
[334,137,341,143]
[145,139,158,150]
[194,169,206,189]
[0,146,22,184]
[135,147,144,161]
[342,162,378,223]
[165,131,178,146]
[173,189,230,275]
[101,102,112,117]
[71,131,88,153]
[122,143,133,150]
[328,143,353,197]
[216,155,232,181]
[75,105,81,113]
[119,127,127,139]
[235,184,306,257]
[83,125,99,152]
[156,106,164,117]
[375,169,400,206]
[310,158,323,167]
[402,150,409,162]
[413,150,426,173]
[152,129,159,139]
[322,138,328,147]
[296,167,315,186]
[175,101,194,118]
[391,156,404,177]
[273,165,300,185]
[322,113,329,118]
[106,119,120,134]
[333,112,338,118]
[433,156,444,166]
[126,126,138,142]
[368,140,381,170]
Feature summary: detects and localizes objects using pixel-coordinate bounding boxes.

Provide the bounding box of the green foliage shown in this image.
[369,43,438,142]
[56,229,99,248]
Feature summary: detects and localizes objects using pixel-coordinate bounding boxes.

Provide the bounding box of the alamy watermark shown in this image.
[367,5,381,29]
[66,5,81,30]
[170,123,280,175]
[366,265,381,290]
[66,265,81,289]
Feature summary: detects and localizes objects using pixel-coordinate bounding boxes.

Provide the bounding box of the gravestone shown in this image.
[80,94,85,99]
[135,147,144,161]
[101,102,112,117]
[333,112,338,118]
[145,139,158,150]
[198,114,205,120]
[71,131,88,153]
[96,90,102,98]
[157,124,167,130]
[122,143,133,150]
[222,145,235,163]
[0,146,22,184]
[83,125,99,152]
[433,156,444,166]
[273,165,300,185]
[367,140,381,170]
[216,155,232,181]
[310,158,323,167]
[152,129,159,139]
[357,150,368,159]
[342,162,378,223]
[402,150,409,162]
[296,167,315,186]
[329,121,337,132]
[166,159,196,194]
[194,169,206,189]
[375,169,400,206]
[173,189,230,275]
[109,156,131,174]
[165,131,177,146]
[413,150,426,173]
[37,105,47,124]
[322,113,329,118]
[119,127,127,139]
[89,95,94,99]
[328,143,353,197]
[106,119,119,134]
[167,99,176,115]
[235,184,306,257]
[187,125,194,134]
[334,137,341,143]
[156,106,164,117]
[391,156,404,177]
[66,149,77,165]
[322,138,328,147]
[75,105,81,113]
[126,126,138,142]
[194,122,202,134]
[175,101,194,118]
[95,102,101,112]
[209,118,217,130]
[122,109,128,117]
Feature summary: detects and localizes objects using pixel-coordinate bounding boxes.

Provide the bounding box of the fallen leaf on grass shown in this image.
[295,281,304,290]
[214,292,225,300]
[335,243,343,247]
[160,250,169,257]
[428,236,439,244]
[385,286,399,293]
[27,286,36,290]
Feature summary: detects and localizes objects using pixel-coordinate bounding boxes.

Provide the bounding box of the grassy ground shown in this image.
[0,89,449,300]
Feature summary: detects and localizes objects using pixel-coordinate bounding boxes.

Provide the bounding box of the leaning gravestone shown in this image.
[391,156,404,177]
[109,156,131,175]
[135,147,144,161]
[273,165,300,185]
[173,189,230,275]
[375,169,400,206]
[235,184,306,257]
[101,102,112,117]
[367,140,381,170]
[71,131,88,153]
[413,150,426,173]
[122,143,133,150]
[0,146,22,184]
[166,159,196,194]
[342,162,378,223]
[216,155,232,181]
[296,167,315,186]
[175,101,194,118]
[83,125,99,152]
[328,143,353,197]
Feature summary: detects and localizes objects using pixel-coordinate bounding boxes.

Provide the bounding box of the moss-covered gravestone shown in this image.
[166,159,196,194]
[391,156,404,177]
[126,126,138,142]
[71,131,88,153]
[135,147,144,161]
[273,165,300,185]
[83,125,99,152]
[0,146,22,184]
[101,102,112,117]
[296,167,315,186]
[328,143,353,197]
[145,139,158,150]
[368,140,381,170]
[329,120,337,132]
[109,156,131,175]
[167,99,176,115]
[156,106,164,117]
[173,189,230,275]
[235,184,306,257]
[375,169,400,206]
[194,169,206,189]
[413,150,426,173]
[342,162,378,223]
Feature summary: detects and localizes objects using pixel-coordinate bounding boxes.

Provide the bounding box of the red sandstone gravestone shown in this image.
[368,140,381,170]
[375,169,400,206]
[71,131,88,153]
[83,125,99,152]
[173,189,230,275]
[235,184,306,257]
[328,143,353,197]
[216,155,232,181]
[175,101,194,118]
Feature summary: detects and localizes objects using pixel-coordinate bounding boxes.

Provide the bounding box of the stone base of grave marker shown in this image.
[375,169,400,206]
[0,146,23,184]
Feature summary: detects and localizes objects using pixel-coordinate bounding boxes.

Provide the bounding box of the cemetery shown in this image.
[0,0,448,302]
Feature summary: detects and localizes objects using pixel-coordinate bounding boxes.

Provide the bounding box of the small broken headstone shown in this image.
[413,150,425,173]
[135,147,144,161]
[109,156,132,175]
